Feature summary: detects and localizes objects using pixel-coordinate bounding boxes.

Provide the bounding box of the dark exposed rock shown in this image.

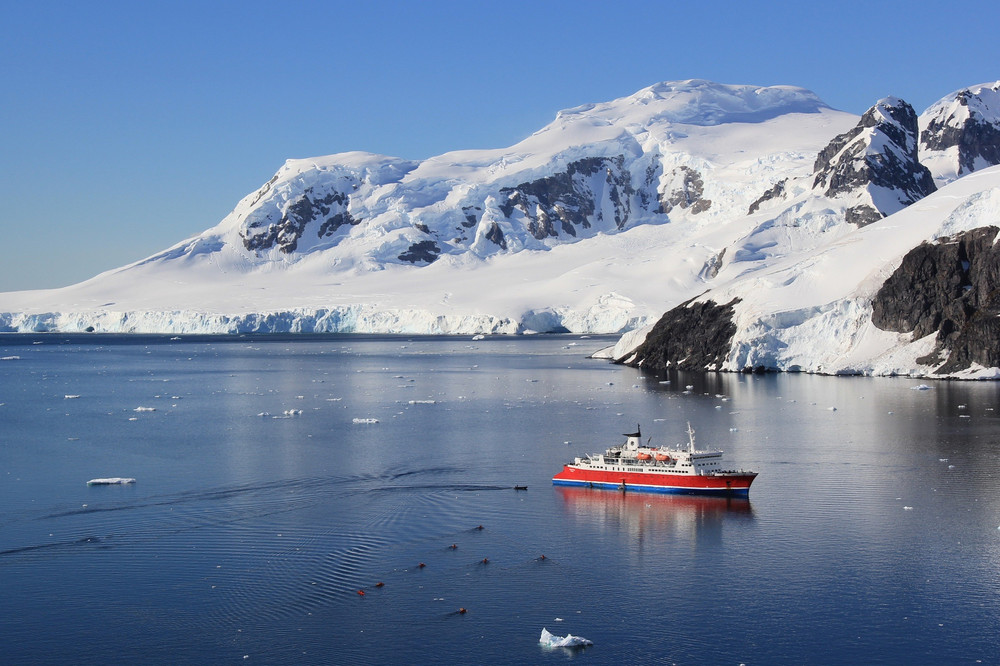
[242,186,358,253]
[871,226,1000,373]
[484,222,507,250]
[747,178,786,214]
[659,166,711,214]
[415,223,431,234]
[700,248,726,280]
[397,240,441,264]
[844,205,882,227]
[619,297,740,372]
[812,98,936,225]
[461,206,482,228]
[499,156,633,239]
[920,83,1000,177]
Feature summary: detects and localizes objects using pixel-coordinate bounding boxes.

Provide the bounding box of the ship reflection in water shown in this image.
[555,486,754,548]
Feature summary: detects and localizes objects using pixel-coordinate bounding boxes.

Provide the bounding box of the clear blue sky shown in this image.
[2,0,998,291]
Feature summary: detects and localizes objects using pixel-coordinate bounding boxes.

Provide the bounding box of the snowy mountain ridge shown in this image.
[4,78,1000,377]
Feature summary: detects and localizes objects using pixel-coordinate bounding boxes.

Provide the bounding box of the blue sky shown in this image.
[2,0,998,291]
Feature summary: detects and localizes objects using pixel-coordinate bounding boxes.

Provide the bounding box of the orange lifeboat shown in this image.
[654,452,670,462]
[637,451,652,461]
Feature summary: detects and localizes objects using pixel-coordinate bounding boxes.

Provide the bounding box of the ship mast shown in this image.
[686,422,696,453]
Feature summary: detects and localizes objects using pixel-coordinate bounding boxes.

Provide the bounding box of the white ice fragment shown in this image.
[948,465,956,469]
[87,477,136,485]
[554,617,564,622]
[283,409,303,416]
[64,395,80,399]
[827,406,837,411]
[658,380,670,385]
[408,400,437,404]
[133,406,156,412]
[540,628,592,648]
[1,356,20,361]
[257,412,271,417]
[958,404,967,409]
[911,384,933,391]
[353,418,379,424]
[685,385,694,390]
[939,458,949,462]
[903,506,913,510]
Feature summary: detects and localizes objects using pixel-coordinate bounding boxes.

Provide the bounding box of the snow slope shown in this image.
[0,80,856,335]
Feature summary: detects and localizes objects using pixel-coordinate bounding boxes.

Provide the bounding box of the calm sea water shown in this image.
[1,334,999,664]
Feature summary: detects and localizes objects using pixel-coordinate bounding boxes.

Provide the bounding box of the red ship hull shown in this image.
[552,464,756,496]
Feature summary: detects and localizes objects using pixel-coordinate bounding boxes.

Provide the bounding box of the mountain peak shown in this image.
[920,81,1000,184]
[556,79,832,128]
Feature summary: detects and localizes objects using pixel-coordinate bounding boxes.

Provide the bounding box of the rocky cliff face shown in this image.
[619,297,740,372]
[920,82,1000,183]
[871,226,1000,374]
[498,156,636,239]
[812,97,936,226]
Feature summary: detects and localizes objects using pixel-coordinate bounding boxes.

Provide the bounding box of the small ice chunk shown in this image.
[903,506,913,510]
[540,628,592,648]
[353,418,379,424]
[283,409,302,416]
[133,406,156,412]
[408,400,436,404]
[1,356,20,361]
[87,478,136,485]
[64,395,80,399]
[827,407,837,411]
[911,384,932,391]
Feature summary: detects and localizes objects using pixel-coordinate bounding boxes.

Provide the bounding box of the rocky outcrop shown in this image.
[397,240,441,264]
[659,166,711,214]
[747,179,786,214]
[241,184,358,253]
[498,156,633,239]
[812,97,936,225]
[619,297,740,372]
[871,226,1000,373]
[920,82,1000,181]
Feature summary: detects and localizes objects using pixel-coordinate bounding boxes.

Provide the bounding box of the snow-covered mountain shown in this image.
[3,79,1000,377]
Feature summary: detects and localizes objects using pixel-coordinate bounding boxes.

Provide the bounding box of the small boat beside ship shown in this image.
[552,423,757,496]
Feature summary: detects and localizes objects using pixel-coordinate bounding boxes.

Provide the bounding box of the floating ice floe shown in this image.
[903,506,914,510]
[540,628,592,648]
[283,409,303,416]
[911,384,933,391]
[353,418,379,424]
[133,406,156,412]
[64,395,80,399]
[87,478,136,485]
[408,400,437,405]
[1,356,20,361]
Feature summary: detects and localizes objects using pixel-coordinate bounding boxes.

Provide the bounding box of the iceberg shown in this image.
[87,478,136,485]
[539,627,593,649]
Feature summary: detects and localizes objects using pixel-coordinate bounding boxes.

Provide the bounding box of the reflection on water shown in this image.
[556,485,753,542]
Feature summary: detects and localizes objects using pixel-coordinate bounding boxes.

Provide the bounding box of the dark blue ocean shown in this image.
[1,334,999,664]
